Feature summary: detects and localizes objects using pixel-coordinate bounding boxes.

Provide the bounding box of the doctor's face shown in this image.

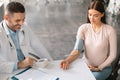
[7,13,25,31]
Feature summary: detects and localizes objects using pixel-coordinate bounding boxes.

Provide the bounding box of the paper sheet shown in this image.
[12,68,59,80]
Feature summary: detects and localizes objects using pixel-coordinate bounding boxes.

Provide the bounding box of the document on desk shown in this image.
[11,68,59,80]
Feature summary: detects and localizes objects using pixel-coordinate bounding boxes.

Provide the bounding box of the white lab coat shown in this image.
[0,20,52,73]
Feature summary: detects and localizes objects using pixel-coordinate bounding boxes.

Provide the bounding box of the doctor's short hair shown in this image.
[6,1,25,15]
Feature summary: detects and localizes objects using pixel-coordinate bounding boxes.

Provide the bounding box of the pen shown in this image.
[29,52,40,60]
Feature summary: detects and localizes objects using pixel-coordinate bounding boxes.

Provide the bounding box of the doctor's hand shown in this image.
[18,57,37,69]
[60,60,70,70]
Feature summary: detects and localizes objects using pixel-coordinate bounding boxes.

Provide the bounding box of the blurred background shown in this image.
[0,0,120,79]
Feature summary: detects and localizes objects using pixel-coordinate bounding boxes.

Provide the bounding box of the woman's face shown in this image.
[88,9,104,24]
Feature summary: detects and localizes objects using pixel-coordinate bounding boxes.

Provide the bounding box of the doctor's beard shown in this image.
[13,24,22,30]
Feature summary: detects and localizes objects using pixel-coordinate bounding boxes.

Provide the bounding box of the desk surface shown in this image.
[0,59,96,80]
[37,59,96,80]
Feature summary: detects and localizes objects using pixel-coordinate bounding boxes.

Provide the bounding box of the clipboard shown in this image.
[11,67,31,80]
[11,67,59,80]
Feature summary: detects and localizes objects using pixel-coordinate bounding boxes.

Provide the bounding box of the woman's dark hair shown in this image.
[87,1,106,23]
[6,1,25,14]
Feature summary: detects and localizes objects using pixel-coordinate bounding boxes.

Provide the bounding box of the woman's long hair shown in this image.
[87,1,106,24]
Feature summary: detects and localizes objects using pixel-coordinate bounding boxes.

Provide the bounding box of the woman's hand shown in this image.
[60,60,70,70]
[87,64,101,72]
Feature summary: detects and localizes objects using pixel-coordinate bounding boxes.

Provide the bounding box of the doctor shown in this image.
[0,1,52,73]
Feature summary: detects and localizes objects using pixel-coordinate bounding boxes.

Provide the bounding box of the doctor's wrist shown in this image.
[18,61,23,69]
[18,61,29,69]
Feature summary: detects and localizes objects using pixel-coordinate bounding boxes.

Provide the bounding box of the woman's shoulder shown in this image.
[103,24,116,34]
[103,24,115,31]
[78,23,91,29]
[77,23,91,34]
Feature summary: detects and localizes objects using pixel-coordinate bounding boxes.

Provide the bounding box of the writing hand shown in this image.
[18,57,37,69]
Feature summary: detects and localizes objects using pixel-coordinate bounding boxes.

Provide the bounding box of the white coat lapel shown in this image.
[18,28,25,46]
[6,35,15,48]
[2,20,15,48]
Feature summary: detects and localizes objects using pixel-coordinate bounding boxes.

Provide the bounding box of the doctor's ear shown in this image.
[4,15,9,20]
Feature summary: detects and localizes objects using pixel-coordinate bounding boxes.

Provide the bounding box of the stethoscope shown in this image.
[1,22,25,48]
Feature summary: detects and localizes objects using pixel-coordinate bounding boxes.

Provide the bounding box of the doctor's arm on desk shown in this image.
[0,55,37,73]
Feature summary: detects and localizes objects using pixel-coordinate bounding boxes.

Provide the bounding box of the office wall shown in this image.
[0,3,4,22]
